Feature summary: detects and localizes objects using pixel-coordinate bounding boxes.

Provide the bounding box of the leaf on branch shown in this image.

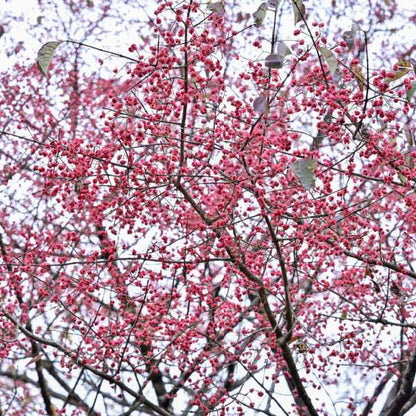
[253,3,267,27]
[398,173,407,185]
[372,281,381,293]
[405,138,415,169]
[277,41,291,57]
[253,94,268,114]
[265,42,291,69]
[291,159,316,189]
[25,354,43,367]
[287,334,301,344]
[342,24,359,49]
[398,130,415,184]
[267,0,281,8]
[365,265,373,277]
[207,1,225,14]
[265,53,283,69]
[390,282,401,297]
[37,41,63,75]
[319,47,337,75]
[342,31,354,49]
[296,342,309,353]
[313,110,332,149]
[387,59,412,83]
[292,0,306,25]
[351,64,365,91]
[236,12,251,23]
[412,57,416,74]
[406,81,416,103]
[405,127,414,147]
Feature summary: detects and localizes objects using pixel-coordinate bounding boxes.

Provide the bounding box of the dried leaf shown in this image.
[342,31,354,49]
[319,47,337,75]
[265,53,283,69]
[411,57,416,74]
[390,282,401,296]
[313,110,332,149]
[267,0,281,8]
[265,43,291,69]
[288,334,301,344]
[292,0,306,25]
[291,159,316,189]
[207,1,225,14]
[372,281,381,293]
[276,41,291,57]
[404,128,415,169]
[253,3,267,27]
[398,131,416,177]
[404,128,413,146]
[235,12,250,23]
[388,59,411,83]
[26,354,43,367]
[342,24,359,49]
[37,41,62,75]
[351,64,365,91]
[406,81,416,103]
[296,342,309,353]
[253,94,268,114]
[359,125,371,141]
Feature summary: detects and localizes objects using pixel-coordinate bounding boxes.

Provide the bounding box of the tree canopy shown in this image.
[0,0,416,414]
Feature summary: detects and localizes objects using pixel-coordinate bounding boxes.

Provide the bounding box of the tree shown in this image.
[1,0,416,414]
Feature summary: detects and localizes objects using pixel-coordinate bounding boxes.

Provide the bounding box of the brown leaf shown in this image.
[388,59,411,83]
[351,64,365,91]
[390,282,401,297]
[26,354,43,367]
[296,342,309,353]
[294,2,306,25]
